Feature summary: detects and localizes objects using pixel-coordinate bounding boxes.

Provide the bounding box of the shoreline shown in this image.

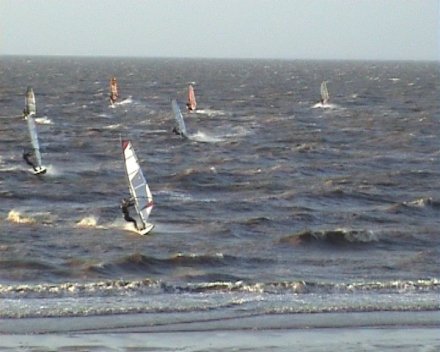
[1,311,439,335]
[0,327,439,351]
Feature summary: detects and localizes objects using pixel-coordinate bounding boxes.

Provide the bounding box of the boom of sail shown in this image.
[121,139,154,235]
[24,86,36,116]
[187,84,197,111]
[171,99,188,137]
[320,81,329,104]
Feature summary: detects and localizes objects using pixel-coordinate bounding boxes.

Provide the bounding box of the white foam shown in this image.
[189,131,224,143]
[6,210,36,224]
[35,116,53,125]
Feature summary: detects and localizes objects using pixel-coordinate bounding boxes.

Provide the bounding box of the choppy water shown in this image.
[0,57,439,343]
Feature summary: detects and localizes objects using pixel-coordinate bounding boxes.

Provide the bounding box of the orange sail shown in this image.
[186,84,197,111]
[109,77,119,104]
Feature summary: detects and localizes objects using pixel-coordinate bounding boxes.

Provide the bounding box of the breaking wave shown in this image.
[0,278,437,299]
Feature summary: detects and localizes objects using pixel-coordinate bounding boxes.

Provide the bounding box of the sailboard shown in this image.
[24,86,36,117]
[26,114,47,175]
[121,139,154,235]
[186,84,197,111]
[171,99,188,138]
[320,81,329,105]
[109,77,119,105]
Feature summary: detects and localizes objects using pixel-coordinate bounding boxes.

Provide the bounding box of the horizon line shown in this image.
[1,54,439,63]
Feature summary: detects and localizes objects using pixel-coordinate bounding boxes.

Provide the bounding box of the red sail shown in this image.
[110,77,119,103]
[186,84,197,111]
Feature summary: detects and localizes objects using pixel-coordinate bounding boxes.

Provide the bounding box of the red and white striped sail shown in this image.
[186,84,197,111]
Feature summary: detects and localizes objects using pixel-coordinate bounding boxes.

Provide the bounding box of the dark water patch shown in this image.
[280,228,379,247]
[84,252,273,278]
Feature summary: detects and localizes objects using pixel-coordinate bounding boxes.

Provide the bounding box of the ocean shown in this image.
[0,57,439,351]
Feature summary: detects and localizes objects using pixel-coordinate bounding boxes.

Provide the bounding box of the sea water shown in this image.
[0,57,439,350]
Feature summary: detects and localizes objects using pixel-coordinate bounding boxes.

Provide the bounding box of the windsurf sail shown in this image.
[110,77,119,104]
[24,86,36,116]
[186,84,197,111]
[121,139,154,233]
[320,81,329,104]
[171,99,188,137]
[26,114,46,173]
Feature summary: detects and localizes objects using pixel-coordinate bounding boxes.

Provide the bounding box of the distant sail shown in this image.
[186,84,197,111]
[24,86,36,116]
[110,77,119,104]
[121,139,154,235]
[320,81,329,104]
[26,114,46,174]
[171,99,188,137]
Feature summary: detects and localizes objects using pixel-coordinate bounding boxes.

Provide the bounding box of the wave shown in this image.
[280,228,379,246]
[1,278,437,299]
[388,197,440,214]
[403,197,440,209]
[84,252,262,277]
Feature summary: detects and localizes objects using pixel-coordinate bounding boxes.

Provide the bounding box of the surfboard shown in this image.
[121,139,155,235]
[171,99,189,138]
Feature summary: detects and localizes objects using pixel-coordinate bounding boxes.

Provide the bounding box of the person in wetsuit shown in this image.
[172,126,181,136]
[120,197,138,230]
[23,151,37,171]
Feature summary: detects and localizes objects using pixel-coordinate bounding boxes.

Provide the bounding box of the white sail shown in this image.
[24,86,36,116]
[171,99,188,137]
[121,139,154,234]
[26,114,45,172]
[320,81,329,104]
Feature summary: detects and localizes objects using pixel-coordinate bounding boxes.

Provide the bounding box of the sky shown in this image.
[1,0,439,61]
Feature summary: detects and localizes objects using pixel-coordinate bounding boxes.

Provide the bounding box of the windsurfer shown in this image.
[172,126,182,136]
[23,151,37,171]
[121,197,138,230]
